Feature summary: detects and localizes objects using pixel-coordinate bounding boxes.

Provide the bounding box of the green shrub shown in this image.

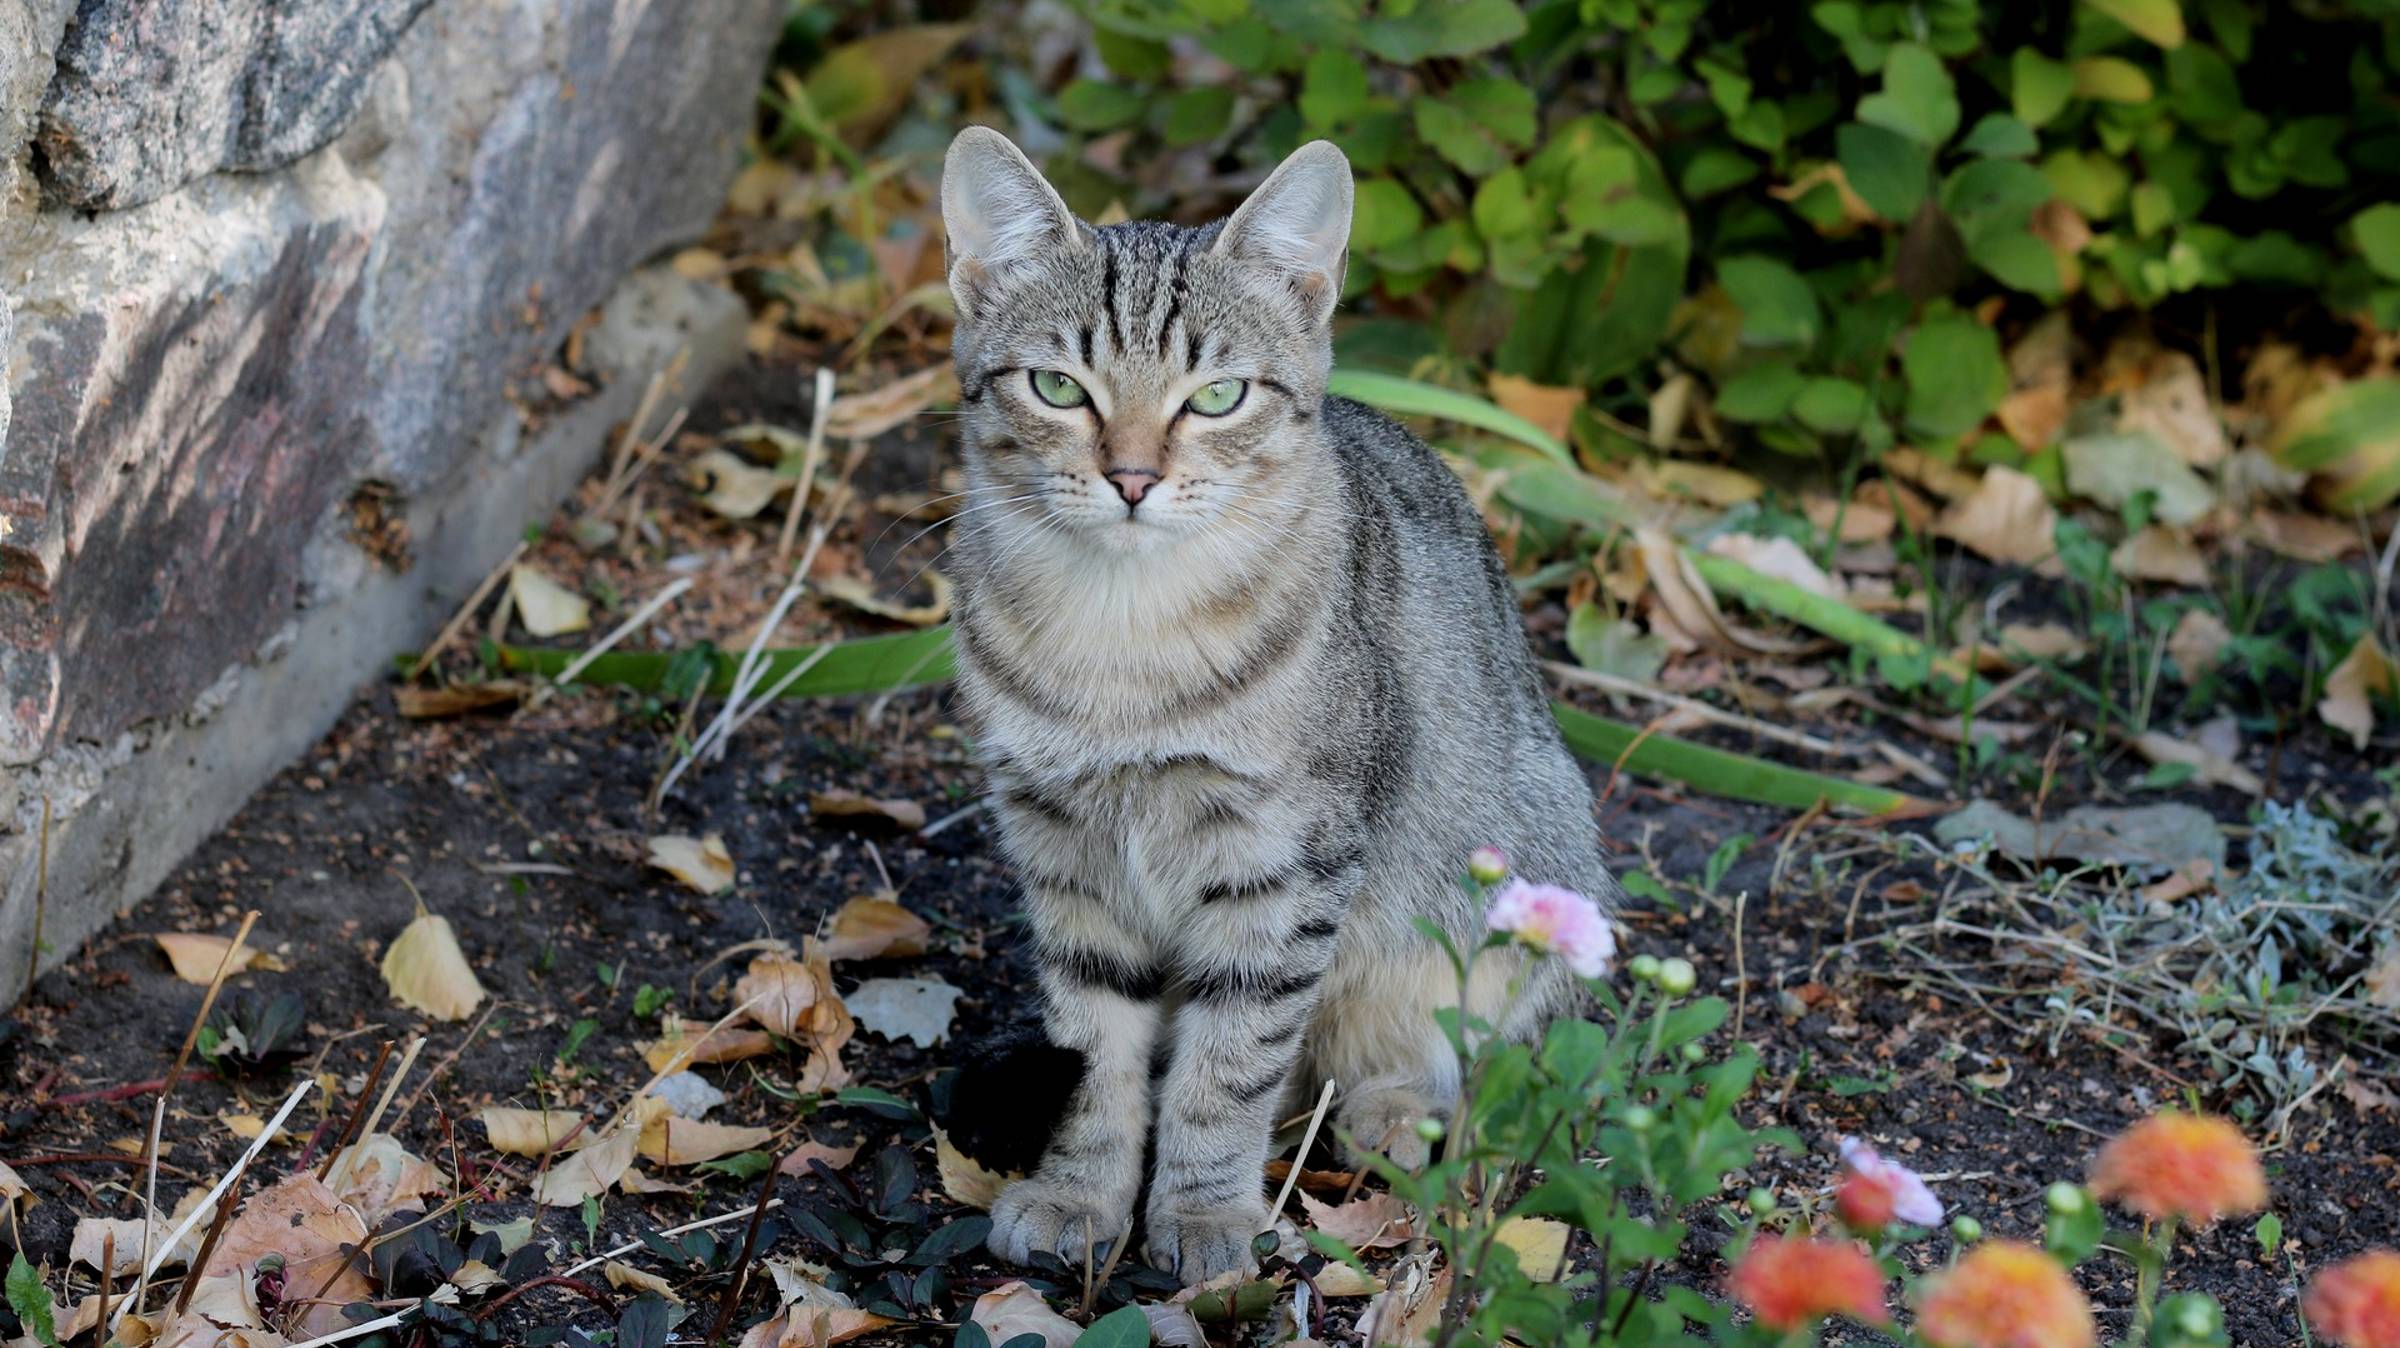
[1054,0,2400,465]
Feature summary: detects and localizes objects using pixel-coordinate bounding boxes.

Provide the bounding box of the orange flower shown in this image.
[1727,1234,1889,1330]
[2305,1250,2400,1348]
[2088,1112,2266,1225]
[1915,1241,2098,1348]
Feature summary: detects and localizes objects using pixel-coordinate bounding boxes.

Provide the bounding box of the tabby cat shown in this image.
[939,127,1620,1285]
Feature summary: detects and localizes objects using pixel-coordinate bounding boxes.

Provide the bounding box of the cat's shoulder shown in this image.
[1318,393,1474,519]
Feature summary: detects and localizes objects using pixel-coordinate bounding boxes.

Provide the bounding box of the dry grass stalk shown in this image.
[134,908,260,1316]
[403,540,526,683]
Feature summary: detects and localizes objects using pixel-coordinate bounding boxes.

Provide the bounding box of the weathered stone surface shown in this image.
[0,0,74,207]
[0,0,780,763]
[34,0,437,211]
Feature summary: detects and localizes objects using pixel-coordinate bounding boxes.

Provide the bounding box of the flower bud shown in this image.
[1623,1104,1658,1132]
[1414,1117,1446,1141]
[1657,957,1697,997]
[1746,1188,1777,1215]
[2174,1296,2220,1338]
[1627,954,1663,983]
[2045,1182,2087,1216]
[1681,1041,1707,1063]
[1950,1215,1983,1243]
[1467,847,1510,885]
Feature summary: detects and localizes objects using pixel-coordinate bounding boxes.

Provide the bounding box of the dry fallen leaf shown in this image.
[394,681,527,719]
[648,834,737,895]
[690,448,791,520]
[1629,459,1764,508]
[2139,858,2218,907]
[71,1216,154,1276]
[1935,466,2061,571]
[2320,635,2396,750]
[1488,373,1585,444]
[1704,533,1843,599]
[2250,510,2364,563]
[381,908,487,1022]
[934,1125,1018,1211]
[818,895,932,961]
[1802,492,1897,545]
[1492,1216,1570,1281]
[479,1107,584,1157]
[203,1173,374,1339]
[823,365,959,441]
[327,1133,445,1226]
[1634,527,1810,657]
[741,1300,895,1347]
[846,976,962,1049]
[507,564,590,638]
[181,1271,268,1329]
[153,932,284,985]
[618,1167,697,1195]
[733,953,847,1042]
[816,572,954,627]
[605,1260,685,1304]
[2118,350,2230,466]
[1355,1260,1450,1348]
[968,1281,1082,1348]
[808,789,927,832]
[2133,731,2263,795]
[534,1123,640,1208]
[779,1139,863,1177]
[1312,1261,1384,1297]
[1298,1190,1415,1250]
[642,1017,777,1074]
[2110,526,2210,587]
[2364,952,2400,1010]
[639,1116,775,1167]
[2166,608,2232,683]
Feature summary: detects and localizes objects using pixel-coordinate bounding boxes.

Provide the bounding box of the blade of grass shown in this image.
[1687,552,1990,699]
[483,627,954,700]
[1326,369,1572,468]
[1552,704,1934,818]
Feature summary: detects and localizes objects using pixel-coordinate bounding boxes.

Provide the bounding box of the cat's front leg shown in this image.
[988,886,1164,1267]
[1144,887,1345,1283]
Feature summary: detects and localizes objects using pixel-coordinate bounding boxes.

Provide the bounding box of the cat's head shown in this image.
[939,127,1352,555]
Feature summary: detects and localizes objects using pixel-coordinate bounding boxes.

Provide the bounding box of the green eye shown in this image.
[1029,369,1088,408]
[1187,378,1248,417]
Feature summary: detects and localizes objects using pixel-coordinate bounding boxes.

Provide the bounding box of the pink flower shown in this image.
[1838,1137,1943,1230]
[1485,880,1615,977]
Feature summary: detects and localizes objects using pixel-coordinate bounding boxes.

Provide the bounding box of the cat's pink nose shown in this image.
[1105,469,1157,506]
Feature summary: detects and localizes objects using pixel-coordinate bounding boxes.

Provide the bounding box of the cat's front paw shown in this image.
[988,1175,1131,1268]
[1144,1200,1267,1285]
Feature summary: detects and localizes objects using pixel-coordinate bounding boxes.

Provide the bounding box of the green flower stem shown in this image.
[2134,1215,2180,1339]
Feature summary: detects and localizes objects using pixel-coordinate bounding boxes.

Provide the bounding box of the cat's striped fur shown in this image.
[939,129,1619,1285]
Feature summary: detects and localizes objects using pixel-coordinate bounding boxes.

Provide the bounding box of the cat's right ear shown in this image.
[942,127,1083,321]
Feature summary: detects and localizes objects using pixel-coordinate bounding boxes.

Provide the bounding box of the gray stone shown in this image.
[34,0,437,211]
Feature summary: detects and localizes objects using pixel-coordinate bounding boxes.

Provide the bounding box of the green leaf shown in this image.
[2273,377,2400,511]
[2044,148,2131,219]
[2165,43,2241,125]
[1717,255,1820,348]
[1055,79,1144,131]
[1836,122,1930,221]
[1160,86,1235,145]
[1793,377,1871,433]
[2254,1212,2283,1259]
[6,1253,60,1348]
[1903,311,2008,440]
[2080,0,2186,47]
[1566,604,1667,682]
[2073,56,2155,103]
[1327,370,1574,466]
[1350,178,1425,251]
[1958,113,2039,158]
[2012,49,2076,127]
[1299,49,1369,129]
[1857,42,1960,147]
[1092,29,1171,81]
[1360,0,1527,62]
[1553,706,1926,816]
[2353,204,2400,282]
[1416,79,1537,175]
[485,627,953,700]
[1471,168,1539,239]
[1679,147,1758,198]
[1714,361,1806,422]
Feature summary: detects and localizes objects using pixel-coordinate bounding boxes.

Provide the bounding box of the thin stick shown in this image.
[22,797,47,1005]
[96,1231,113,1333]
[1270,1079,1340,1220]
[559,1200,786,1280]
[404,541,526,682]
[316,1041,397,1182]
[778,367,836,562]
[1543,662,1854,757]
[136,909,259,1316]
[174,1172,244,1314]
[285,1309,409,1348]
[386,1000,500,1129]
[706,1161,780,1343]
[526,576,694,709]
[113,1075,316,1333]
[327,1035,424,1192]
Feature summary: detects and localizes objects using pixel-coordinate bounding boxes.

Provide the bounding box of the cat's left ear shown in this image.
[1214,140,1353,327]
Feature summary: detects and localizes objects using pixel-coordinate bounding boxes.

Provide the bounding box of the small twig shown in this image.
[707,1162,781,1343]
[327,1035,424,1191]
[114,1075,316,1334]
[137,909,260,1316]
[1271,1079,1339,1221]
[526,576,695,709]
[96,1231,114,1333]
[560,1200,787,1280]
[316,1040,398,1182]
[404,541,527,682]
[469,1274,620,1322]
[174,1172,244,1313]
[778,367,836,562]
[1544,661,1856,758]
[387,1000,500,1129]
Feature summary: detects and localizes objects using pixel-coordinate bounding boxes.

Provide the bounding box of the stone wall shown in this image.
[0,0,780,981]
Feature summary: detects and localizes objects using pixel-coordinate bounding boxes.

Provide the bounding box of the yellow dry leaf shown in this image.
[819,895,932,961]
[1312,1262,1383,1297]
[478,1107,584,1157]
[1884,448,1983,500]
[2133,731,2263,795]
[1297,1190,1414,1250]
[1356,1263,1450,1348]
[507,564,589,638]
[741,1302,896,1347]
[824,365,959,441]
[0,1157,24,1202]
[153,932,284,985]
[689,448,789,520]
[327,1133,445,1226]
[1934,467,2061,571]
[381,909,486,1022]
[1634,528,1810,657]
[779,1139,863,1177]
[642,1017,777,1074]
[816,572,954,627]
[808,789,928,831]
[1630,458,1763,507]
[2119,350,2230,467]
[2251,510,2365,563]
[534,1123,639,1208]
[1704,533,1843,600]
[1488,373,1585,444]
[2320,635,2396,751]
[604,1260,684,1303]
[1802,492,1896,545]
[2166,609,2232,683]
[734,953,847,1041]
[2110,526,2210,587]
[219,1111,298,1146]
[638,1116,775,1167]
[1493,1216,1571,1281]
[933,1125,1017,1211]
[647,834,736,895]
